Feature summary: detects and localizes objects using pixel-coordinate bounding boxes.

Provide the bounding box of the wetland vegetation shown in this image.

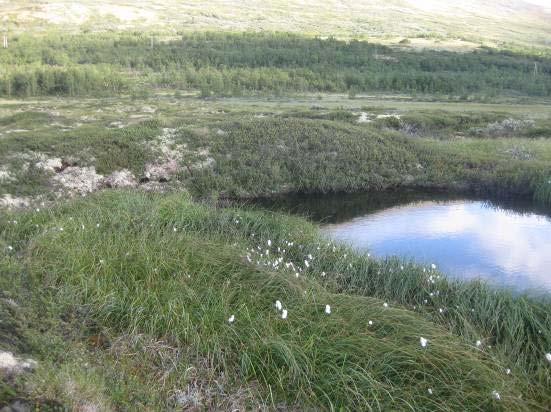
[1,2,551,410]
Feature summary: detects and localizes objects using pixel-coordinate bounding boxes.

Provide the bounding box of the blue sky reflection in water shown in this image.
[324,200,551,293]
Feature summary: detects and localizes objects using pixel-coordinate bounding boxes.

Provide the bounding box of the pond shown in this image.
[254,191,551,294]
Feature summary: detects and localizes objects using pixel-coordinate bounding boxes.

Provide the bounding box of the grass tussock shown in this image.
[1,190,550,410]
[534,178,551,204]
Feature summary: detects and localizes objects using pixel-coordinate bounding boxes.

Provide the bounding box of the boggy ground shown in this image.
[1,95,551,207]
[1,96,551,411]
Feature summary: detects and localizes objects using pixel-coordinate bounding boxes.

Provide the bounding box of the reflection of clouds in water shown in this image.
[429,204,551,285]
[326,201,551,291]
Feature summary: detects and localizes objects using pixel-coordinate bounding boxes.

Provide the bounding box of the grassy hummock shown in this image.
[1,99,550,206]
[1,190,550,410]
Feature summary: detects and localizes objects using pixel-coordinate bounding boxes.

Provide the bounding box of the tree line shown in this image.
[1,32,550,98]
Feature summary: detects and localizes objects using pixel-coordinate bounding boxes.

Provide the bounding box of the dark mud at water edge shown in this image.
[252,191,551,294]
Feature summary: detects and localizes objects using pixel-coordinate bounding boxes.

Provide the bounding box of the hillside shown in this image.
[2,0,551,50]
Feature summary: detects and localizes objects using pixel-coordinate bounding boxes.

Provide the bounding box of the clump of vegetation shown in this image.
[469,118,536,137]
[1,190,550,410]
[374,110,510,137]
[0,111,51,128]
[534,178,551,203]
[181,117,420,196]
[173,117,551,202]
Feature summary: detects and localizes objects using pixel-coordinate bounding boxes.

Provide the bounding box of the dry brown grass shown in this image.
[4,0,551,50]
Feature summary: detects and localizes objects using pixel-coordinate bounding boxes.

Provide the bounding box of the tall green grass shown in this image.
[1,190,549,410]
[534,178,551,204]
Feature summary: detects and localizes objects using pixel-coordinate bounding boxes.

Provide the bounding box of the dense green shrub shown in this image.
[1,32,551,97]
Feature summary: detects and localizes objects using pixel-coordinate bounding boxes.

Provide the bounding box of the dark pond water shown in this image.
[254,191,551,293]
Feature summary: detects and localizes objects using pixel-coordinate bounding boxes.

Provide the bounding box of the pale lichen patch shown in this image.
[0,194,32,209]
[52,166,104,196]
[0,351,37,378]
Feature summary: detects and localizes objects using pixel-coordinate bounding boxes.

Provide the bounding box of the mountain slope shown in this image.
[2,0,551,50]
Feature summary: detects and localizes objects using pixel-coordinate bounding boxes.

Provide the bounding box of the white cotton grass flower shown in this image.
[491,390,501,401]
[428,388,433,395]
[368,320,373,326]
[383,302,388,308]
[420,337,428,348]
[7,246,13,251]
[275,300,282,311]
[281,309,288,319]
[545,353,551,364]
[267,239,272,247]
[505,368,511,375]
[325,304,331,315]
[431,263,436,270]
[304,260,309,268]
[476,340,482,347]
[228,315,235,323]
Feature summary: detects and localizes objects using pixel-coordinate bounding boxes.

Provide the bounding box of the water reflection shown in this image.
[254,192,551,293]
[253,191,551,224]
